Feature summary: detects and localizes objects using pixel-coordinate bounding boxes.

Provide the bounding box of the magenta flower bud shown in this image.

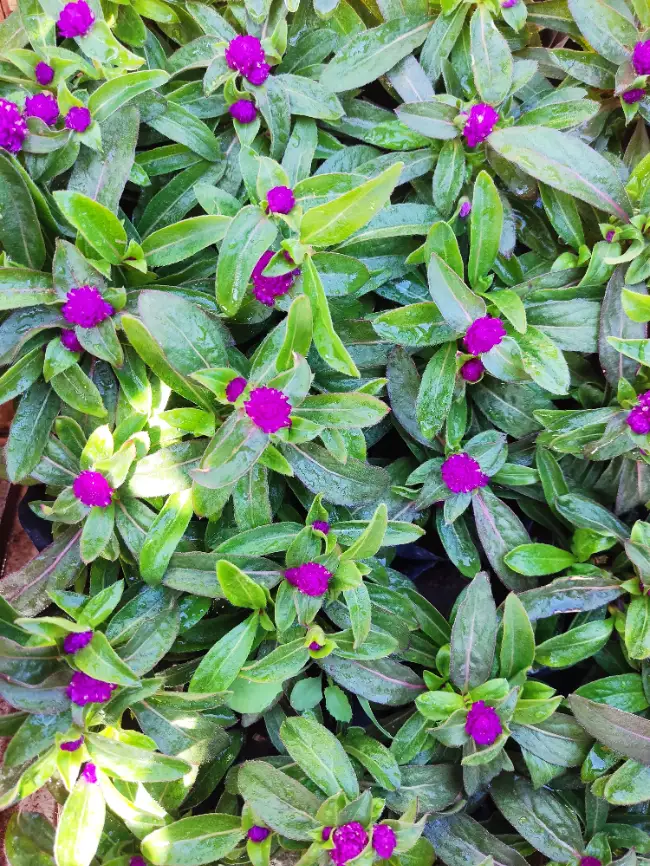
[63,630,93,654]
[62,285,114,328]
[226,376,247,402]
[247,62,270,86]
[60,736,83,752]
[312,520,330,534]
[24,93,59,126]
[73,470,113,508]
[284,562,332,597]
[57,0,95,38]
[459,201,471,219]
[323,827,332,841]
[244,386,292,433]
[460,358,484,383]
[579,859,602,866]
[463,315,506,355]
[372,825,397,859]
[623,88,645,104]
[65,106,91,132]
[627,400,650,434]
[130,859,147,866]
[251,249,300,306]
[248,826,271,843]
[267,185,295,214]
[462,103,499,148]
[633,40,650,76]
[606,229,616,242]
[80,762,97,783]
[441,453,489,494]
[465,700,502,745]
[35,61,55,85]
[501,0,519,7]
[225,35,269,84]
[309,640,322,651]
[61,329,83,352]
[0,98,27,153]
[331,823,369,866]
[229,99,257,124]
[67,672,116,706]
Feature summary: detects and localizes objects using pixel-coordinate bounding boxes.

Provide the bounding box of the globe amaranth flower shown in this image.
[459,201,471,219]
[372,825,397,859]
[626,392,650,434]
[67,672,116,706]
[330,823,369,866]
[251,250,300,306]
[73,471,113,508]
[284,562,332,597]
[229,99,257,124]
[65,106,91,132]
[24,93,59,126]
[309,640,323,650]
[226,376,247,402]
[501,0,519,7]
[57,0,94,38]
[463,103,499,147]
[62,285,114,328]
[35,61,55,85]
[322,827,332,841]
[267,186,295,214]
[579,859,601,866]
[63,630,93,654]
[460,358,484,383]
[633,40,650,76]
[463,315,506,355]
[225,35,270,85]
[80,762,97,783]
[623,88,645,104]
[606,229,616,242]
[60,736,83,752]
[130,859,147,866]
[244,386,292,433]
[465,700,502,745]
[0,99,27,153]
[312,520,330,534]
[61,329,83,352]
[248,827,271,843]
[441,453,488,494]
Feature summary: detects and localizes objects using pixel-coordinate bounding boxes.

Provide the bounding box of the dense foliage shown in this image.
[0,0,649,864]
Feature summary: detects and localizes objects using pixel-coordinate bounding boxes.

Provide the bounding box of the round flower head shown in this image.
[73,470,113,508]
[627,399,650,434]
[284,562,332,597]
[62,285,114,328]
[312,520,330,534]
[633,40,650,76]
[309,640,323,650]
[67,672,116,706]
[441,453,489,494]
[61,329,82,352]
[225,35,269,84]
[35,61,55,85]
[331,823,369,866]
[323,827,332,841]
[465,700,502,745]
[606,229,616,242]
[247,62,271,86]
[460,358,484,383]
[24,93,59,126]
[623,88,645,104]
[372,825,397,859]
[0,99,27,153]
[579,859,602,866]
[226,376,247,402]
[463,315,506,355]
[463,103,499,147]
[60,736,83,752]
[248,827,271,843]
[501,0,519,7]
[130,859,147,866]
[459,201,472,219]
[81,762,97,783]
[244,386,292,433]
[229,99,257,124]
[65,106,91,132]
[63,630,93,654]
[57,0,95,38]
[251,250,300,306]
[267,186,295,214]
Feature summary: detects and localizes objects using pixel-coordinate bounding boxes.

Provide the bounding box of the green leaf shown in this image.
[395,101,460,140]
[472,487,535,591]
[139,91,221,162]
[242,638,309,683]
[6,380,59,483]
[53,192,128,264]
[142,215,230,267]
[295,393,388,428]
[51,365,107,418]
[342,728,401,790]
[280,716,359,799]
[468,171,503,288]
[54,773,105,866]
[191,413,268,490]
[189,613,258,692]
[470,7,513,105]
[570,695,650,766]
[217,560,267,609]
[425,813,529,866]
[87,70,170,123]
[625,594,650,660]
[0,269,55,311]
[85,734,190,782]
[319,655,424,706]
[416,341,457,439]
[535,619,613,667]
[80,505,115,563]
[302,257,359,377]
[515,326,570,395]
[0,346,44,404]
[505,543,576,576]
[500,593,535,682]
[276,74,343,120]
[237,761,321,841]
[567,0,637,64]
[554,494,629,540]
[140,490,194,585]
[449,572,497,693]
[216,205,277,317]
[428,252,486,331]
[0,152,45,269]
[142,814,244,866]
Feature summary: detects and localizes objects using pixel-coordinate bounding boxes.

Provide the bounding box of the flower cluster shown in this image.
[244,386,292,433]
[62,286,114,328]
[465,701,502,745]
[284,562,332,596]
[66,672,116,706]
[57,0,95,38]
[462,103,499,147]
[73,471,113,508]
[251,250,301,306]
[225,35,270,85]
[0,99,27,153]
[626,392,650,435]
[463,316,506,355]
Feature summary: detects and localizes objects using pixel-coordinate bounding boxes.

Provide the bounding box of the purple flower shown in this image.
[251,250,300,306]
[225,35,269,85]
[463,315,506,354]
[331,823,369,866]
[65,106,91,132]
[312,520,330,534]
[247,62,271,86]
[62,285,114,328]
[626,393,650,434]
[35,62,55,85]
[606,229,616,242]
[248,826,271,843]
[57,0,95,38]
[460,358,484,383]
[244,386,292,433]
[501,0,519,7]
[60,736,83,752]
[459,201,471,219]
[73,470,113,508]
[441,453,489,494]
[579,859,602,866]
[229,99,257,124]
[80,762,97,783]
[462,103,499,148]
[0,99,27,153]
[623,88,645,104]
[465,700,502,745]
[372,825,397,859]
[130,859,146,866]
[284,562,332,597]
[633,40,650,76]
[61,329,83,352]
[63,630,93,654]
[323,827,332,841]
[24,93,59,126]
[226,376,247,402]
[309,640,323,650]
[67,672,116,706]
[267,186,295,214]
